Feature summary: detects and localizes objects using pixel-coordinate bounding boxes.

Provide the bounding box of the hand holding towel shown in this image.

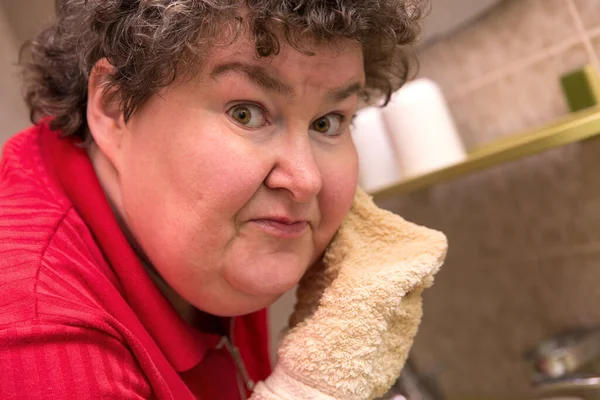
[253,188,447,400]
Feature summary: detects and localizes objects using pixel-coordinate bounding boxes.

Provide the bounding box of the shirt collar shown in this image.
[40,124,223,372]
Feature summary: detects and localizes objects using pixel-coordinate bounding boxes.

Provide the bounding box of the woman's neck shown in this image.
[87,142,198,325]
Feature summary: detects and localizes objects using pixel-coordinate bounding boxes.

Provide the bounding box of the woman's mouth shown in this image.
[250,218,309,238]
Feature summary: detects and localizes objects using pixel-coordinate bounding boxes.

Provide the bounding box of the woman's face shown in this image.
[113,35,362,316]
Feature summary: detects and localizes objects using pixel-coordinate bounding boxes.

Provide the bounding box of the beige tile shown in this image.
[572,0,600,31]
[577,137,600,242]
[412,257,547,396]
[374,3,600,398]
[411,228,600,396]
[435,169,532,262]
[376,189,444,231]
[502,143,600,254]
[447,42,590,150]
[417,40,463,98]
[0,7,31,143]
[592,34,600,67]
[268,289,296,365]
[534,253,600,328]
[392,141,600,397]
[1,0,56,44]
[417,0,579,97]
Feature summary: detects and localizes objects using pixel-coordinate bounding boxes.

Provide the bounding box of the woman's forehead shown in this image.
[202,35,365,91]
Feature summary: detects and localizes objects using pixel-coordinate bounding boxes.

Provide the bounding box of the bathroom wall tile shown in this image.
[417,0,578,97]
[411,257,547,396]
[376,190,444,232]
[380,164,534,265]
[0,6,31,145]
[534,252,600,328]
[390,135,600,396]
[268,288,296,365]
[395,0,600,398]
[448,42,590,150]
[435,170,532,262]
[504,143,600,254]
[576,138,600,244]
[412,250,600,396]
[1,0,56,44]
[592,33,600,64]
[572,0,600,31]
[390,170,539,393]
[416,38,465,97]
[386,140,600,280]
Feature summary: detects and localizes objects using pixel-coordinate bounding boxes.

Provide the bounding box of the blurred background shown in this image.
[3,0,600,399]
[0,0,54,144]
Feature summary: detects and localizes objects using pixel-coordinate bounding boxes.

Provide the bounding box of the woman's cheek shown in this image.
[314,154,359,257]
[325,147,359,213]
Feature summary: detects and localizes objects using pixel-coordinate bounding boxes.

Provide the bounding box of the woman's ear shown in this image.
[86,58,126,171]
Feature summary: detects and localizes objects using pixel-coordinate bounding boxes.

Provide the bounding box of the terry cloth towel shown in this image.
[253,188,447,400]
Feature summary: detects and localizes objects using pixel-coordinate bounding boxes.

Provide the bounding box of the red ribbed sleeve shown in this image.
[0,323,153,399]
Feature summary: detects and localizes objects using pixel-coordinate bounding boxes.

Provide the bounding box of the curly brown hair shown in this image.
[22,0,426,141]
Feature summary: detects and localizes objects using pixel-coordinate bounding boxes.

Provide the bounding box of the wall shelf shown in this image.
[371,106,600,200]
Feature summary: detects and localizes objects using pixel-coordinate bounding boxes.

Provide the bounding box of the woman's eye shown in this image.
[311,114,342,136]
[227,104,267,128]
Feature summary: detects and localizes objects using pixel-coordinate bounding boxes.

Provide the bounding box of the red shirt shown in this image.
[0,124,272,399]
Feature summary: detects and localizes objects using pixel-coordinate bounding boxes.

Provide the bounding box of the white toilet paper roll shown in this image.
[381,78,466,178]
[351,107,402,193]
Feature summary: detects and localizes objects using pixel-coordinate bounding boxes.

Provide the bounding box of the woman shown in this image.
[0,0,446,399]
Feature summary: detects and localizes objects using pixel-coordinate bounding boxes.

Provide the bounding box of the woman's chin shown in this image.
[196,291,283,317]
[223,257,308,296]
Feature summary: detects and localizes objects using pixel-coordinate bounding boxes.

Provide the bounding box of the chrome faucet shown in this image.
[526,327,600,399]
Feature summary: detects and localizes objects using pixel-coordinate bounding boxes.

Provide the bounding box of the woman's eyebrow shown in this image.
[328,82,363,102]
[210,62,295,98]
[210,61,363,102]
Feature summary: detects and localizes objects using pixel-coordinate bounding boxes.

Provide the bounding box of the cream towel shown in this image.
[253,188,447,400]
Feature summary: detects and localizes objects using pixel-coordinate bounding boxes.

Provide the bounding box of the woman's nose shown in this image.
[264,135,323,203]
